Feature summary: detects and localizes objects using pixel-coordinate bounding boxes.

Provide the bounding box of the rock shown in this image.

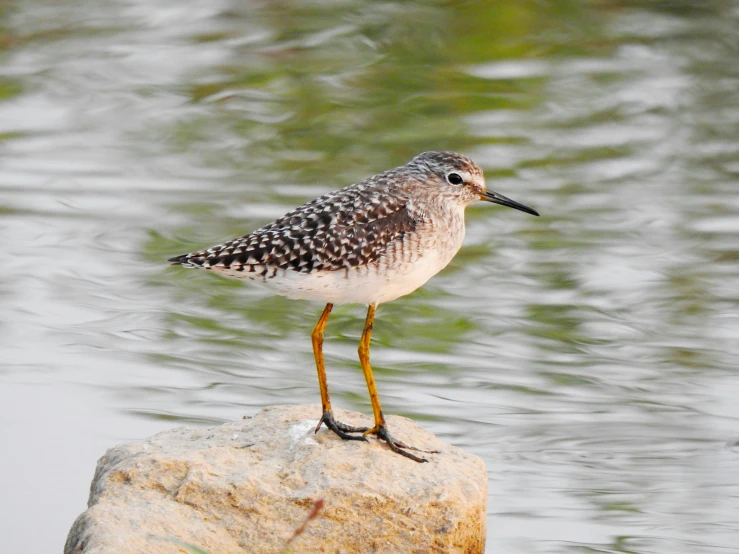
[65,405,487,554]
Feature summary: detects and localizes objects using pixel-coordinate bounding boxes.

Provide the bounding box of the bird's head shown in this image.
[407,151,539,216]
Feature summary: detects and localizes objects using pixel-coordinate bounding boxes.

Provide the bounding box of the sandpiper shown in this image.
[169,151,539,462]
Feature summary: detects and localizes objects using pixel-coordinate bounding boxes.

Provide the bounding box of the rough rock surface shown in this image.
[65,405,487,554]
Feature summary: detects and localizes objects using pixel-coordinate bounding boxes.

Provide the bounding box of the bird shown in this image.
[168,151,539,462]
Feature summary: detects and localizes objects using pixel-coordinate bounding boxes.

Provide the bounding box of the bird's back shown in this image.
[169,167,426,279]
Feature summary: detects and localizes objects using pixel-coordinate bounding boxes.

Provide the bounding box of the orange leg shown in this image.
[312,303,368,439]
[358,304,438,463]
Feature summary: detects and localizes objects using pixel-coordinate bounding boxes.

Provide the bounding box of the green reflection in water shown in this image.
[155,0,609,184]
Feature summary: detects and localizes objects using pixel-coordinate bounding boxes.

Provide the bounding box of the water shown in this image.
[1,1,738,552]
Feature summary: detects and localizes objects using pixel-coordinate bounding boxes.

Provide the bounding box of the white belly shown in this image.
[262,246,459,305]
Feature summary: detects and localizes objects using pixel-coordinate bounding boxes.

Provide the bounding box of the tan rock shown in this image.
[65,405,487,554]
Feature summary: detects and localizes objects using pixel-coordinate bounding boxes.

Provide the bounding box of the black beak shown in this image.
[480,190,539,216]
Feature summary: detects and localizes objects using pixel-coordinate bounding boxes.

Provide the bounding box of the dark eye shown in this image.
[447,172,463,185]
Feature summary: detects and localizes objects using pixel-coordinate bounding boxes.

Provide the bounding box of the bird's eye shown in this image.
[447,173,463,185]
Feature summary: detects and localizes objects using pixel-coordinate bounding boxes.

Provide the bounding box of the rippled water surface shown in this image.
[2,1,738,552]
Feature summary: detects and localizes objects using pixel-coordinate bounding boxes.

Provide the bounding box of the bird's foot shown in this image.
[364,424,439,463]
[315,410,369,441]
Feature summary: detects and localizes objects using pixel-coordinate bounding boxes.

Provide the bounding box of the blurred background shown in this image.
[1,0,738,552]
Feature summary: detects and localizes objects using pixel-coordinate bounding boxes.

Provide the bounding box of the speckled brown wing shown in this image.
[168,180,418,276]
